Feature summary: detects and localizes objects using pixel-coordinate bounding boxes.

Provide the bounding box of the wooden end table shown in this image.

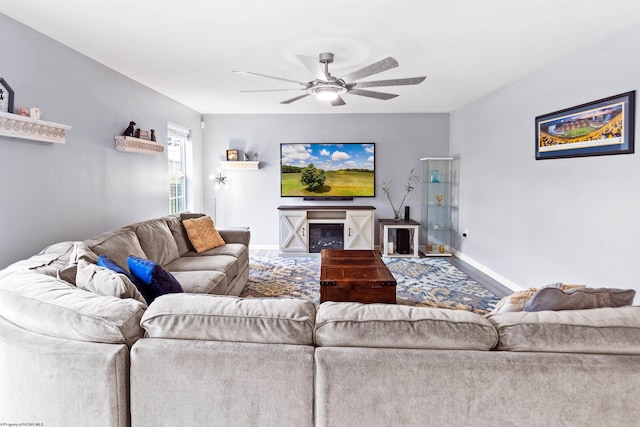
[320,249,396,304]
[379,218,420,258]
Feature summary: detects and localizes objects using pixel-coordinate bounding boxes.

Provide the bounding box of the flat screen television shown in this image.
[280,143,375,200]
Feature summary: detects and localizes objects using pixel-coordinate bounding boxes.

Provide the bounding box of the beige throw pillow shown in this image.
[182,216,225,253]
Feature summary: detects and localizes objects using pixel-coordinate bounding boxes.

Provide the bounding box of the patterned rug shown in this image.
[240,256,500,314]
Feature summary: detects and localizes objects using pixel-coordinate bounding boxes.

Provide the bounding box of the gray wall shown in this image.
[451,21,640,299]
[202,113,449,247]
[0,14,204,268]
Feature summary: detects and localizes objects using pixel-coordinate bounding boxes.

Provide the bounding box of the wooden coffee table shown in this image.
[320,249,397,304]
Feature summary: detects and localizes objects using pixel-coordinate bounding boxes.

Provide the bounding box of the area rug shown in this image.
[240,256,501,314]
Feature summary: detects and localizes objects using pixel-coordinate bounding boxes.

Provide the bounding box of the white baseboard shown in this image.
[452,250,523,292]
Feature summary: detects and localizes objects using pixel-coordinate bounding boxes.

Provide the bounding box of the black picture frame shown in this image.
[535,91,635,160]
[0,78,15,114]
[226,149,239,161]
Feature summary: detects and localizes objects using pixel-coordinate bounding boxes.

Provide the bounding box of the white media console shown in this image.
[278,205,375,255]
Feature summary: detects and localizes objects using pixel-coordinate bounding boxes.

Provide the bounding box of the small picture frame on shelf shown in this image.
[226,149,239,161]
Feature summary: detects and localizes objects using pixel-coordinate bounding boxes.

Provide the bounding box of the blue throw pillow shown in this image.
[127,255,183,304]
[97,254,147,299]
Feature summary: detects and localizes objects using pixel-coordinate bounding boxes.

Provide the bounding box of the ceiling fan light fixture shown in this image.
[315,88,339,101]
[309,83,347,101]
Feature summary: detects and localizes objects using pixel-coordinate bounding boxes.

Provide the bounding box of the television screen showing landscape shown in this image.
[280,143,375,197]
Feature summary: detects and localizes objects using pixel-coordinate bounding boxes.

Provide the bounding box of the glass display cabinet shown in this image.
[421,157,453,256]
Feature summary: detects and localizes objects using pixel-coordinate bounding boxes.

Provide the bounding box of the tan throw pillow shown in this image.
[182,216,225,253]
[490,288,538,314]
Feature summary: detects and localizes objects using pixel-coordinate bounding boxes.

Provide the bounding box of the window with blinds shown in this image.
[168,124,190,214]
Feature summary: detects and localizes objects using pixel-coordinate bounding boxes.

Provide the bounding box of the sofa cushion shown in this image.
[164,255,238,281]
[85,228,147,273]
[182,242,247,259]
[487,306,640,354]
[524,287,635,312]
[163,215,193,255]
[76,259,147,305]
[315,302,498,350]
[182,216,225,253]
[170,271,227,294]
[128,256,183,304]
[128,218,180,266]
[0,271,145,346]
[141,294,316,345]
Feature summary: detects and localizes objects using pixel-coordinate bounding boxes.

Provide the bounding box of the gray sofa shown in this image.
[1,215,640,426]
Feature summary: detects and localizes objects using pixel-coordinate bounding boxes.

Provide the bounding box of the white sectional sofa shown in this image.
[1,215,640,426]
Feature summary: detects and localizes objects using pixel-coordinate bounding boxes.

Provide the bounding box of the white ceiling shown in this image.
[3,0,640,114]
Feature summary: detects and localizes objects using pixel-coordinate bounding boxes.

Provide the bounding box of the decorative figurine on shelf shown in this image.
[430,170,440,183]
[135,129,149,139]
[243,152,250,161]
[124,121,136,137]
[150,129,156,142]
[254,152,259,161]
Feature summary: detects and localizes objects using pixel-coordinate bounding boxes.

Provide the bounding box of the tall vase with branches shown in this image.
[382,168,419,220]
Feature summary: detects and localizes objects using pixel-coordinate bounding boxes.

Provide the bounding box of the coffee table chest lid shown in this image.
[320,250,396,286]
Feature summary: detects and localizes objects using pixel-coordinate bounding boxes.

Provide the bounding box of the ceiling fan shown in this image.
[233,52,426,106]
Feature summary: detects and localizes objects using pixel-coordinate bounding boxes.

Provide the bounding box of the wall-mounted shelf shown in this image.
[0,111,71,144]
[114,136,165,155]
[220,161,260,170]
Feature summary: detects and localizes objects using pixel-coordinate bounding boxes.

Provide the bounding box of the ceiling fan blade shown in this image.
[233,70,306,86]
[295,54,329,81]
[351,76,426,88]
[331,96,346,107]
[340,57,399,82]
[347,89,398,100]
[240,88,306,93]
[280,93,311,104]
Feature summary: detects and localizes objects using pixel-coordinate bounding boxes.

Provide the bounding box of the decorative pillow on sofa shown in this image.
[490,283,587,314]
[127,255,183,304]
[490,288,538,314]
[182,216,225,253]
[524,286,636,312]
[99,254,142,284]
[76,259,147,305]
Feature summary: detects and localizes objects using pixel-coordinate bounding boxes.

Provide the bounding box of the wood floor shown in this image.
[249,248,512,298]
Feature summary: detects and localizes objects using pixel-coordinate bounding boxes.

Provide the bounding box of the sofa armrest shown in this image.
[218,227,250,246]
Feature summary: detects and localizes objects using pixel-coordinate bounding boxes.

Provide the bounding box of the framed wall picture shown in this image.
[226,149,239,161]
[0,78,14,114]
[535,91,635,160]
